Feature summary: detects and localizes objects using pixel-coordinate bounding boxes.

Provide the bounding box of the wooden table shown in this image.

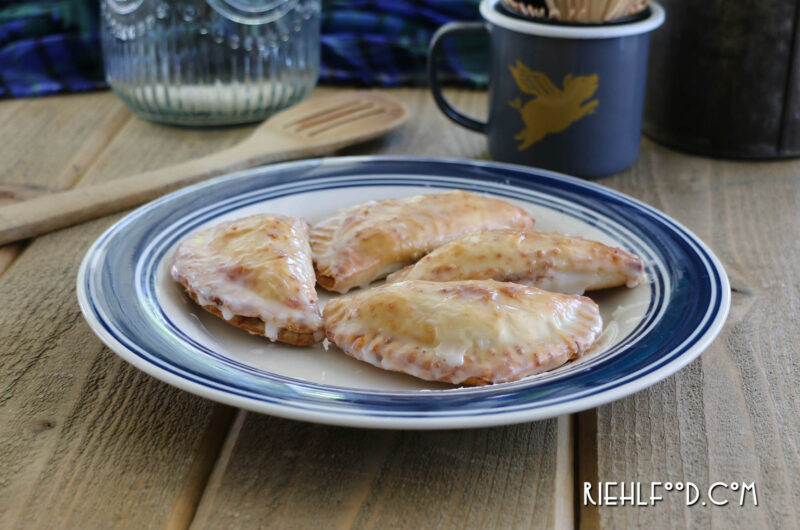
[0,87,797,529]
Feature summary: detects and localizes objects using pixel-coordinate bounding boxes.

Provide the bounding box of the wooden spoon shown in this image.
[0,91,408,246]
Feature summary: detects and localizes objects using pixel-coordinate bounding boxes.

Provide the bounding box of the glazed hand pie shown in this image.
[171,214,324,345]
[388,230,645,294]
[324,280,602,385]
[310,190,535,293]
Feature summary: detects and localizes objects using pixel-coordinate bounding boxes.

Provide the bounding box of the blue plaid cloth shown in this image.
[0,0,487,99]
[321,0,487,86]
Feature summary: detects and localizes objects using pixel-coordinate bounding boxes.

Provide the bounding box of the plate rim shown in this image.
[76,155,730,429]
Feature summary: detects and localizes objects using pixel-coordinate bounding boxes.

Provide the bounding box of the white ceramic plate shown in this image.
[77,157,729,429]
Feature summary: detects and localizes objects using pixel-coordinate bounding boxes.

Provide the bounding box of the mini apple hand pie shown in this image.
[171,214,324,346]
[324,280,602,385]
[388,230,645,294]
[310,190,535,293]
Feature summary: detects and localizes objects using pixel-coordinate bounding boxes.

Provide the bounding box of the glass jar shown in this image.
[101,0,320,126]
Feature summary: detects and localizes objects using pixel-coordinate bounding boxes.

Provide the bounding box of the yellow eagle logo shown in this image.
[508,60,599,150]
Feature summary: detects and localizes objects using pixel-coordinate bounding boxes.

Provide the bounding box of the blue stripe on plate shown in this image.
[141,177,665,384]
[78,157,727,423]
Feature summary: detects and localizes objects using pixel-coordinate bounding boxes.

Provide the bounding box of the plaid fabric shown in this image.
[320,0,487,87]
[0,0,487,99]
[0,1,104,97]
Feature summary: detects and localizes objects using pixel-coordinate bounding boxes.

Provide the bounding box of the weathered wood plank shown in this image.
[191,414,573,530]
[0,93,131,278]
[0,93,129,189]
[578,141,800,528]
[190,89,573,530]
[0,93,259,529]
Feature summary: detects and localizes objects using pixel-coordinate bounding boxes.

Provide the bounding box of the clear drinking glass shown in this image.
[101,0,320,126]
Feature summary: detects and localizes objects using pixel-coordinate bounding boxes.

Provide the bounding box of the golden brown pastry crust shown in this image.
[324,280,602,385]
[171,214,324,346]
[388,229,645,293]
[178,281,322,346]
[310,190,535,293]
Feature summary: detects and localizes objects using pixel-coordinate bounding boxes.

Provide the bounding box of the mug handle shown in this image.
[427,22,489,134]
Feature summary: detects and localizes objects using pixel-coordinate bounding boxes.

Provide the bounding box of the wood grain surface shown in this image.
[578,151,800,528]
[0,87,796,529]
[192,414,572,530]
[0,93,250,529]
[0,94,131,280]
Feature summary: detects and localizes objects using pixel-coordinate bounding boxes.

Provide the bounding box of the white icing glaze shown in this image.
[324,280,602,385]
[388,229,645,294]
[310,190,535,293]
[195,293,212,307]
[263,321,279,341]
[535,271,591,295]
[171,214,323,337]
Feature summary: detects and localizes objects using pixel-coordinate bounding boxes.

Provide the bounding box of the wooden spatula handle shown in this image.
[0,90,410,246]
[0,140,293,246]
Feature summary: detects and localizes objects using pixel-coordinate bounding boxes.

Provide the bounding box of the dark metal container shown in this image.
[428,0,665,179]
[486,28,653,178]
[644,0,800,158]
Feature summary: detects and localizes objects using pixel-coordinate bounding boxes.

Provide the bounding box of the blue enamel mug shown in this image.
[428,0,664,179]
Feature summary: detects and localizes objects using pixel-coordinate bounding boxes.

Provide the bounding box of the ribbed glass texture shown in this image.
[102,0,320,125]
